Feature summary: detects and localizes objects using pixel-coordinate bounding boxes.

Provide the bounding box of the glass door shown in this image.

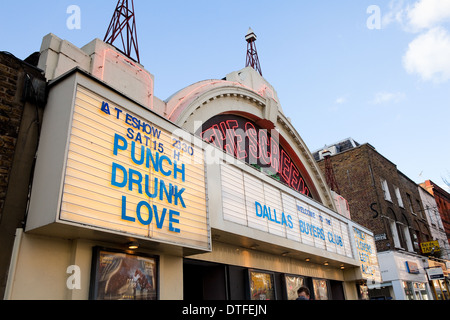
[402,281,414,300]
[413,282,429,300]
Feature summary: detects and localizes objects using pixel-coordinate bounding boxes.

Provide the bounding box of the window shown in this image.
[395,187,404,208]
[403,281,414,300]
[390,220,402,248]
[402,225,414,252]
[412,232,420,251]
[406,194,414,214]
[381,179,392,201]
[416,199,424,219]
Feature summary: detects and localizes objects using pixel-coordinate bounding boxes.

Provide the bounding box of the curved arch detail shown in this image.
[165,78,335,208]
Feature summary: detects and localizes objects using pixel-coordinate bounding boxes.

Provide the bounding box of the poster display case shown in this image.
[312,278,329,300]
[284,274,305,300]
[90,247,158,300]
[248,270,276,300]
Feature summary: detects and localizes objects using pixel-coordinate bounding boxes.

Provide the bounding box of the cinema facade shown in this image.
[4,34,380,300]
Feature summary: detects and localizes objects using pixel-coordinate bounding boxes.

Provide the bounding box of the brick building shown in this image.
[314,139,432,254]
[0,51,46,298]
[313,138,435,300]
[420,180,450,248]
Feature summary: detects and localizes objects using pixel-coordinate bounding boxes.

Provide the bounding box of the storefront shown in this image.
[427,259,450,300]
[376,251,433,300]
[4,35,378,300]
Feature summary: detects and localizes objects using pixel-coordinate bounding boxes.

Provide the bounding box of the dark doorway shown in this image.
[330,280,345,300]
[183,260,227,300]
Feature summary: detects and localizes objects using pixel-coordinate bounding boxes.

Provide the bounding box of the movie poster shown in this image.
[313,279,329,300]
[284,275,304,300]
[249,271,276,300]
[91,249,157,300]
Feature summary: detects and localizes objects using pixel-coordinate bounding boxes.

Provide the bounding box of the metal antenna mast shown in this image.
[104,0,140,63]
[245,28,262,76]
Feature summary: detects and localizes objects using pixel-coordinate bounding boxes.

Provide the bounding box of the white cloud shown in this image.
[370,91,406,105]
[407,0,450,31]
[383,1,450,82]
[335,96,347,104]
[382,0,408,28]
[403,27,450,82]
[383,0,450,32]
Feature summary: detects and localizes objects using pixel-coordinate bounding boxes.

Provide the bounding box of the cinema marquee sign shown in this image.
[199,115,312,198]
[220,163,354,258]
[58,85,209,250]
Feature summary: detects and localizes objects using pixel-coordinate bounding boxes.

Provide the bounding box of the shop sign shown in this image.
[426,267,445,280]
[220,163,353,258]
[374,233,387,241]
[353,227,382,283]
[420,241,440,254]
[406,261,420,274]
[59,86,209,250]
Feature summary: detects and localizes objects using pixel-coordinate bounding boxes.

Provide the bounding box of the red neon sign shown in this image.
[199,115,311,198]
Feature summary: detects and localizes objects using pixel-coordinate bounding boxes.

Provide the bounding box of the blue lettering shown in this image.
[127,128,134,140]
[128,169,143,194]
[152,127,162,139]
[174,162,186,182]
[263,205,270,220]
[153,205,167,229]
[101,101,110,115]
[287,215,293,229]
[159,155,172,177]
[299,219,305,233]
[125,113,133,127]
[299,219,326,240]
[113,134,128,156]
[132,116,141,130]
[146,148,159,172]
[121,196,182,233]
[114,107,122,119]
[135,132,142,144]
[328,232,335,244]
[159,180,173,204]
[121,196,135,222]
[173,186,186,208]
[131,141,145,165]
[255,202,263,217]
[145,176,158,198]
[169,210,181,233]
[281,212,288,227]
[111,162,127,188]
[136,201,152,225]
[273,209,281,224]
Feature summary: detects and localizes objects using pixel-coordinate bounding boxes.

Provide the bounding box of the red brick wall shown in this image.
[317,144,432,254]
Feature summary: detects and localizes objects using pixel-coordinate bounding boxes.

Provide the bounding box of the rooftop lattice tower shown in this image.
[245,28,262,76]
[104,0,140,63]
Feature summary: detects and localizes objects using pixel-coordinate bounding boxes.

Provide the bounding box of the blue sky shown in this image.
[1,0,449,192]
